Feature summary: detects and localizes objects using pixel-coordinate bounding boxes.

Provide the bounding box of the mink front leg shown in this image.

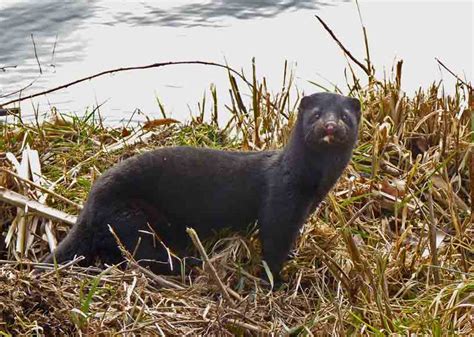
[258,188,312,284]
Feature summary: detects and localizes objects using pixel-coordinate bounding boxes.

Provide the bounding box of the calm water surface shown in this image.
[0,0,472,124]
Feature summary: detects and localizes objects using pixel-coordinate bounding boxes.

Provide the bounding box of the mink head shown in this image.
[299,92,361,150]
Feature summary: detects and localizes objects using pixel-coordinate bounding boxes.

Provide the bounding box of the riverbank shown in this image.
[0,64,472,334]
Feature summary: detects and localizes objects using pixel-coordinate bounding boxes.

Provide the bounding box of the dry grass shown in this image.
[0,58,472,335]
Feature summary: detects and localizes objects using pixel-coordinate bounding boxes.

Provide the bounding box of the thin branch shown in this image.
[0,60,252,107]
[107,225,184,290]
[186,227,239,304]
[133,262,185,290]
[0,77,38,99]
[346,199,374,227]
[435,57,472,89]
[40,256,85,277]
[315,15,371,77]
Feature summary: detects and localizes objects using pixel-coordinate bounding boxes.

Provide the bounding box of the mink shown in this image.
[42,92,361,281]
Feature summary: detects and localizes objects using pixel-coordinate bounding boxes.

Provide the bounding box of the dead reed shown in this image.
[0,53,472,336]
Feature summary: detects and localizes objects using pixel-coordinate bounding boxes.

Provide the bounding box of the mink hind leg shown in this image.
[93,202,184,275]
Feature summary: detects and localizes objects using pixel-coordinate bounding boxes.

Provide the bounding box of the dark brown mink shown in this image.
[42,92,361,281]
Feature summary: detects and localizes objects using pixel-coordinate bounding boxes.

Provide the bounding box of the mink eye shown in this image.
[313,112,321,120]
[341,112,350,123]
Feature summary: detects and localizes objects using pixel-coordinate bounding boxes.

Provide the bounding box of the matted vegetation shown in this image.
[0,31,472,336]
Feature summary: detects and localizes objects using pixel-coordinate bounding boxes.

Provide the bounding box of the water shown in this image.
[0,0,472,124]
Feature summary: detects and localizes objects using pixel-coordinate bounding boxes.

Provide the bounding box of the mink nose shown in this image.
[324,122,337,135]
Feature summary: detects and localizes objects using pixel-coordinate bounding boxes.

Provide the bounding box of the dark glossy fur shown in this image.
[42,93,361,279]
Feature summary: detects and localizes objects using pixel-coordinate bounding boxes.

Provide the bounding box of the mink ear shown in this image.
[349,97,361,121]
[299,95,312,111]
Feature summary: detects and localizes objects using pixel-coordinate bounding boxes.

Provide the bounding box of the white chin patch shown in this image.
[323,135,334,143]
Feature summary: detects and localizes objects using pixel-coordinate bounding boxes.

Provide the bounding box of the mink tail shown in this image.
[41,224,93,266]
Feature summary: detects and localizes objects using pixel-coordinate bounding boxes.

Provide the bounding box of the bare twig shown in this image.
[133,262,185,290]
[0,78,38,99]
[315,15,371,76]
[435,57,472,89]
[186,227,238,304]
[108,225,184,290]
[0,60,252,107]
[346,200,374,227]
[40,256,85,277]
